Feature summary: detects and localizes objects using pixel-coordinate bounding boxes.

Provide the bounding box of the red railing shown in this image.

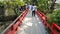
[1,10,28,34]
[36,10,60,34]
[1,9,60,34]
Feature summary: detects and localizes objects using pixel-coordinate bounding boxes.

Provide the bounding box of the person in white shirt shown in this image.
[32,4,37,16]
[28,4,33,11]
[25,4,28,10]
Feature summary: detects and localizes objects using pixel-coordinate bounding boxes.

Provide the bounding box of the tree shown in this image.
[49,0,56,13]
[36,0,50,14]
[0,0,25,16]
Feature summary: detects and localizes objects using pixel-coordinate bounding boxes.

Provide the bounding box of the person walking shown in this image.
[25,4,28,10]
[32,4,37,17]
[28,4,32,11]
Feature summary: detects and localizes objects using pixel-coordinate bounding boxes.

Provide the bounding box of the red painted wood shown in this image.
[8,30,16,34]
[36,10,60,34]
[7,10,28,34]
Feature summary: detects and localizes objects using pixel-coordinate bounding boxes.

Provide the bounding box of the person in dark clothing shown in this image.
[32,5,37,17]
[32,10,35,16]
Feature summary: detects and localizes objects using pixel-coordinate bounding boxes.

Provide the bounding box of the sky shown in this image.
[55,0,60,3]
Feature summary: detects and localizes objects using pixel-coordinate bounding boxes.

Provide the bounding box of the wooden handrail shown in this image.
[36,10,60,34]
[1,10,28,34]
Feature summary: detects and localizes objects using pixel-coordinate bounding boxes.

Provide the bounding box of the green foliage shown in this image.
[0,0,25,16]
[47,9,60,25]
[24,0,31,4]
[37,0,50,13]
[36,0,60,25]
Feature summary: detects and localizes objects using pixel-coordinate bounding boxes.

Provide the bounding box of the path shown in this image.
[17,11,48,34]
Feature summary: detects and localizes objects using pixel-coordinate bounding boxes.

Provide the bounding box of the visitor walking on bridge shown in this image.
[28,4,32,11]
[32,4,37,17]
[25,4,28,10]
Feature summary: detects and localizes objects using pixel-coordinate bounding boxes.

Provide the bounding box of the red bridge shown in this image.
[1,9,60,34]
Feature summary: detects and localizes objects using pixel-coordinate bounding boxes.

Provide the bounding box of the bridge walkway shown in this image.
[17,11,48,34]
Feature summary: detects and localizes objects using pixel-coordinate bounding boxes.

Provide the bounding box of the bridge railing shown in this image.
[1,10,28,34]
[36,10,60,34]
